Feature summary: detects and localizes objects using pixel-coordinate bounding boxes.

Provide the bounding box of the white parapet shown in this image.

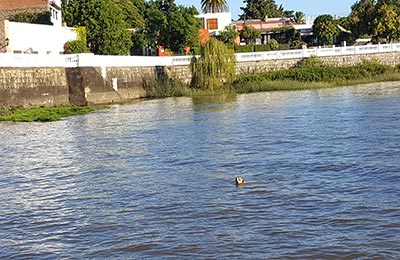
[0,43,400,68]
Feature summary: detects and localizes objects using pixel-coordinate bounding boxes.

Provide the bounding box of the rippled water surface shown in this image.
[1,83,400,259]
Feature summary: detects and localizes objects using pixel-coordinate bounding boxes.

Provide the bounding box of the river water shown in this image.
[1,83,400,259]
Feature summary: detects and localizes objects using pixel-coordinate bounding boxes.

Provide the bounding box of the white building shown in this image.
[1,0,77,54]
[195,12,232,36]
[5,20,77,54]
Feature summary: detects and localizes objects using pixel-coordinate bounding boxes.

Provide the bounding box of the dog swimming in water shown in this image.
[235,176,245,186]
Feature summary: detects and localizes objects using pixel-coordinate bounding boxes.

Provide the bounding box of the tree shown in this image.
[282,9,294,19]
[116,0,145,29]
[216,26,239,46]
[240,0,282,20]
[240,26,261,44]
[62,0,132,55]
[292,11,306,24]
[10,11,52,25]
[144,1,201,54]
[201,0,228,13]
[190,38,236,90]
[313,14,340,45]
[349,0,376,38]
[373,3,400,42]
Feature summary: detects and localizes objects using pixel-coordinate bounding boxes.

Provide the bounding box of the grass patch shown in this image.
[0,105,100,122]
[232,59,400,93]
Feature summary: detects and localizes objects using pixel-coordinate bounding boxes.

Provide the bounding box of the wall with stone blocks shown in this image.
[0,67,69,108]
[1,52,400,109]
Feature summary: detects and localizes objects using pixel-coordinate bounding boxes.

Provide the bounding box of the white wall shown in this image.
[1,43,399,68]
[195,12,232,36]
[7,22,77,54]
[49,0,62,26]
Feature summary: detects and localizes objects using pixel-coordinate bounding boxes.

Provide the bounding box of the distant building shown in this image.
[232,17,314,45]
[0,0,76,54]
[0,0,62,26]
[195,12,314,46]
[195,12,232,36]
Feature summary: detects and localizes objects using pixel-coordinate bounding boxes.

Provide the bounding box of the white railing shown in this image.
[1,43,400,68]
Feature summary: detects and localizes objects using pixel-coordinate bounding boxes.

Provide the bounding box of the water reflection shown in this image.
[192,94,237,112]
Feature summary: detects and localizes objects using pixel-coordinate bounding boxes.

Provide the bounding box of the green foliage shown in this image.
[290,40,306,49]
[277,44,290,50]
[234,59,391,84]
[116,0,145,29]
[63,0,132,55]
[130,30,147,55]
[234,44,254,53]
[373,3,400,42]
[298,55,324,68]
[217,26,239,46]
[10,11,52,25]
[240,26,261,44]
[201,0,228,13]
[64,40,89,54]
[313,14,340,45]
[349,0,376,38]
[348,0,400,41]
[240,0,282,19]
[144,76,188,98]
[144,2,201,54]
[268,39,279,50]
[273,26,297,43]
[190,38,236,90]
[292,11,306,23]
[64,26,90,54]
[255,44,271,52]
[0,106,97,122]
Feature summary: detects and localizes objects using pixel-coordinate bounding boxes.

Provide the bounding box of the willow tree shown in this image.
[201,0,228,13]
[190,38,236,90]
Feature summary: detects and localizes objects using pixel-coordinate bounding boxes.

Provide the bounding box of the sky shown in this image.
[175,0,357,19]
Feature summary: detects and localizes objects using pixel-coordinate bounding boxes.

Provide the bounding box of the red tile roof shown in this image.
[0,0,48,10]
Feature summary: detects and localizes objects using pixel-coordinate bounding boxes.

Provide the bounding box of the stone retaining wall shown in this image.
[0,67,68,108]
[1,52,400,109]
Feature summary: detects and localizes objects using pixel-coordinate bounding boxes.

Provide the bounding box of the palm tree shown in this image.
[201,0,228,13]
[292,11,306,24]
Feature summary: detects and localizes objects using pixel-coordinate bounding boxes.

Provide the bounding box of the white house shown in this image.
[195,12,232,36]
[0,0,77,54]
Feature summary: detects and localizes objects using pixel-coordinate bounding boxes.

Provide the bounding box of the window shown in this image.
[206,19,218,30]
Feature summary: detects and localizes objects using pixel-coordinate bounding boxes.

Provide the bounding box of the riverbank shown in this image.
[0,105,100,122]
[147,60,400,97]
[2,60,400,122]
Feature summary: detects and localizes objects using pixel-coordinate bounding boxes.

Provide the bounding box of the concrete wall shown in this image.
[0,67,69,108]
[1,51,400,109]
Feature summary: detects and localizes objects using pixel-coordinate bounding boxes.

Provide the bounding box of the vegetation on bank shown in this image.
[145,56,400,97]
[0,106,99,122]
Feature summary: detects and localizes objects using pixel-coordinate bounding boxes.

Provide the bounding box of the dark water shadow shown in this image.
[192,94,237,112]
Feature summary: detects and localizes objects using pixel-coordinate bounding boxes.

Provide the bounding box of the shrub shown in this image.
[267,39,279,50]
[234,44,254,53]
[234,59,391,85]
[64,27,89,54]
[254,44,271,52]
[278,44,291,50]
[298,55,324,69]
[64,40,88,54]
[290,40,306,49]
